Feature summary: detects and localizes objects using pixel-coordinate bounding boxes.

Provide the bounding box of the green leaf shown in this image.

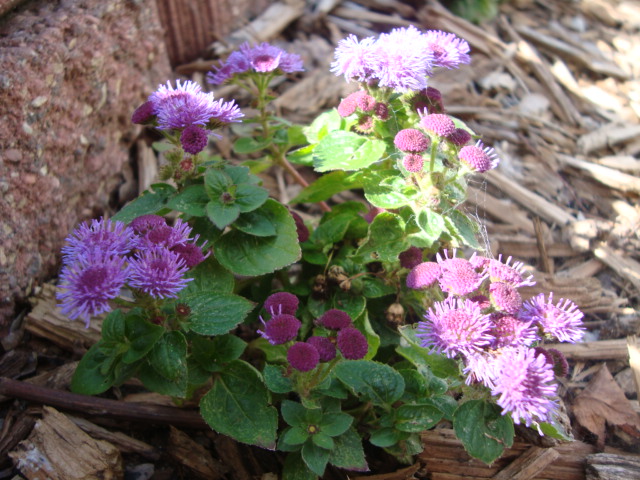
[182,291,254,335]
[101,309,126,343]
[362,171,412,209]
[369,428,405,448]
[312,433,334,450]
[291,171,363,204]
[354,212,409,263]
[216,199,301,276]
[138,359,187,398]
[328,427,369,472]
[284,426,310,446]
[122,314,165,365]
[191,334,247,372]
[334,360,405,407]
[410,208,446,247]
[233,136,271,154]
[397,325,460,379]
[200,360,278,449]
[445,210,481,249]
[179,256,235,297]
[148,331,188,380]
[281,400,310,427]
[395,404,444,433]
[204,168,234,197]
[234,209,277,237]
[303,109,344,144]
[361,276,396,298]
[206,199,240,230]
[112,183,176,223]
[71,341,116,395]
[282,452,317,480]
[167,184,209,216]
[234,183,269,213]
[311,214,353,246]
[314,131,386,172]
[263,364,294,393]
[353,311,380,361]
[319,413,352,437]
[301,441,330,477]
[453,400,514,464]
[538,420,573,441]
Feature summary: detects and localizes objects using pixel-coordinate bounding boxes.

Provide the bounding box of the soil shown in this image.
[1,0,640,479]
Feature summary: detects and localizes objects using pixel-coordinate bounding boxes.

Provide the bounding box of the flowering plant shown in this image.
[58,27,584,478]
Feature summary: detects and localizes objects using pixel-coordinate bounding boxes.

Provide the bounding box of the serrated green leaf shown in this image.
[191,334,247,372]
[312,433,334,450]
[303,109,344,144]
[328,427,369,472]
[281,400,310,427]
[314,131,386,172]
[282,452,317,480]
[395,404,443,432]
[71,341,116,395]
[204,169,233,197]
[200,360,278,449]
[361,276,396,298]
[263,364,294,393]
[182,291,254,335]
[335,360,405,407]
[369,427,404,448]
[234,209,277,237]
[354,212,409,263]
[354,311,379,361]
[138,358,188,397]
[216,199,301,276]
[319,413,352,437]
[453,400,514,464]
[148,331,188,380]
[235,183,269,213]
[112,183,176,223]
[166,184,209,216]
[411,208,446,247]
[122,314,165,365]
[446,210,481,249]
[179,256,235,297]
[301,441,330,477]
[101,309,126,343]
[206,200,240,230]
[291,171,364,204]
[363,171,412,209]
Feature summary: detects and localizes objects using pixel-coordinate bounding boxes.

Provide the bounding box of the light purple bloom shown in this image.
[170,240,209,268]
[140,218,192,249]
[128,247,192,299]
[436,250,486,296]
[62,217,136,261]
[394,128,430,153]
[423,30,471,69]
[458,140,500,172]
[487,255,535,288]
[57,252,128,326]
[489,282,523,315]
[490,347,558,427]
[331,34,379,83]
[420,113,456,138]
[462,351,496,389]
[489,313,538,349]
[130,215,167,235]
[417,296,493,358]
[520,293,585,343]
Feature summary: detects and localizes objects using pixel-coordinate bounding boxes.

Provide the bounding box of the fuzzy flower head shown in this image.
[406,261,442,290]
[307,336,337,362]
[57,252,129,326]
[447,128,472,147]
[417,296,493,358]
[130,215,167,236]
[490,313,538,349]
[489,282,523,315]
[402,153,425,173]
[520,293,585,343]
[337,327,368,360]
[423,30,471,70]
[398,246,424,270]
[331,34,379,84]
[258,313,301,345]
[264,292,299,316]
[62,217,136,261]
[394,128,430,153]
[287,342,320,372]
[462,351,497,389]
[458,140,500,172]
[131,101,156,125]
[490,347,558,427]
[140,218,192,249]
[180,125,209,154]
[337,90,376,117]
[128,247,192,299]
[487,255,535,288]
[317,309,352,330]
[420,113,456,138]
[170,241,209,268]
[436,250,486,296]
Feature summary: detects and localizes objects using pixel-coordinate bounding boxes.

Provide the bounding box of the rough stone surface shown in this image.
[0,0,172,324]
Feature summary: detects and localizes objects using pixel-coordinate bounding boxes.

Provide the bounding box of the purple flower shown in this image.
[287,342,320,372]
[207,51,250,84]
[180,125,209,154]
[394,128,430,153]
[408,87,444,115]
[307,336,337,362]
[436,250,486,296]
[406,261,441,289]
[402,153,425,172]
[140,218,192,249]
[398,246,423,269]
[520,293,585,343]
[131,101,156,124]
[264,292,299,316]
[487,255,535,288]
[420,113,456,138]
[417,296,492,358]
[331,34,379,83]
[170,241,209,268]
[290,210,310,243]
[355,115,375,133]
[57,252,128,326]
[337,90,375,117]
[337,327,368,360]
[130,215,167,235]
[490,347,558,427]
[317,309,352,330]
[489,313,538,349]
[258,313,301,345]
[423,30,471,69]
[489,282,523,315]
[458,140,500,172]
[62,217,136,261]
[373,102,389,120]
[128,247,192,299]
[462,351,496,388]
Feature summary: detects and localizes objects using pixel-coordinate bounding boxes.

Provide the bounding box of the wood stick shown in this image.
[492,446,560,480]
[0,377,208,430]
[545,339,632,361]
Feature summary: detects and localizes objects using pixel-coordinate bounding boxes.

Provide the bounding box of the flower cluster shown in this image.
[132,80,243,155]
[411,250,584,427]
[207,42,304,85]
[57,215,208,326]
[258,294,369,372]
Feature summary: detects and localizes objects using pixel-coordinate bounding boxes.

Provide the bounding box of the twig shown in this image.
[0,377,208,430]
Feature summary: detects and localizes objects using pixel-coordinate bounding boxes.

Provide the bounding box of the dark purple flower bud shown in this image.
[394,128,430,153]
[131,101,156,124]
[399,246,423,269]
[317,309,352,330]
[180,125,209,155]
[287,342,320,372]
[307,336,336,362]
[469,294,491,311]
[447,128,472,147]
[289,210,310,243]
[420,113,455,137]
[425,87,444,113]
[406,262,441,290]
[130,214,167,236]
[264,292,299,316]
[337,327,368,360]
[258,313,301,345]
[402,153,424,173]
[373,102,389,120]
[363,206,385,224]
[546,348,570,377]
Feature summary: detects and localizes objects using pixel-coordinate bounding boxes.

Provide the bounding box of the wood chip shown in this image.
[491,446,560,480]
[168,426,227,479]
[546,338,633,361]
[577,124,640,155]
[586,452,640,480]
[557,154,640,194]
[593,243,640,294]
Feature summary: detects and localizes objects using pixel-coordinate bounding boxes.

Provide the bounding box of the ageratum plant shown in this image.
[58,27,585,478]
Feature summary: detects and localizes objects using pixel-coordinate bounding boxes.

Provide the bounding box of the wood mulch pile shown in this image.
[2,0,640,479]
